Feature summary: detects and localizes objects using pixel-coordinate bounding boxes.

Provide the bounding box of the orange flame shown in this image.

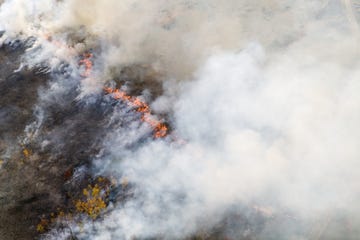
[104,87,168,138]
[79,53,93,77]
[77,53,167,138]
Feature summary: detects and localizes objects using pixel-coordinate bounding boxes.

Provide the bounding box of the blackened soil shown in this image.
[0,38,166,240]
[0,39,112,240]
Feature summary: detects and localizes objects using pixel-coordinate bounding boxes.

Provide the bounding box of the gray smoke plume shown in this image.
[0,0,360,239]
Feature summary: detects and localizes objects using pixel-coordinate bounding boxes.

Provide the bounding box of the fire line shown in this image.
[78,53,167,138]
[104,87,168,138]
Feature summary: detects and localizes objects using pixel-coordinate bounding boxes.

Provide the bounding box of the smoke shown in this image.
[0,0,320,83]
[82,37,360,239]
[1,0,360,239]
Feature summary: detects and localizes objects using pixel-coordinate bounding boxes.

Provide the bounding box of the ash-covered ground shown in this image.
[0,38,154,239]
[1,1,360,240]
[0,37,268,240]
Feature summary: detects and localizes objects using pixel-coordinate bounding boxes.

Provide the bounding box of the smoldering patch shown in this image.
[1,1,360,240]
[0,31,171,238]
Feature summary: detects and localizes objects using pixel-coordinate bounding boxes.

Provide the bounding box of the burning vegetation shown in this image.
[1,1,360,240]
[79,53,93,78]
[0,31,174,239]
[0,35,271,240]
[104,87,168,138]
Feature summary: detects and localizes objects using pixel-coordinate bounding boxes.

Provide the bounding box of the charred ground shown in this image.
[0,37,165,239]
[0,37,273,240]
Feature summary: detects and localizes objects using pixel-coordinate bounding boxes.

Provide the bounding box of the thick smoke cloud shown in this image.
[84,39,360,239]
[0,0,326,82]
[1,0,360,239]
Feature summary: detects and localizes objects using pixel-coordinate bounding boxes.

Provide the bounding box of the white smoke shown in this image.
[82,34,360,238]
[0,0,323,83]
[1,0,360,239]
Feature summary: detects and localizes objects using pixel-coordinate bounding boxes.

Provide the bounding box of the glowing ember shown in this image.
[77,52,166,138]
[104,87,168,138]
[79,53,93,77]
